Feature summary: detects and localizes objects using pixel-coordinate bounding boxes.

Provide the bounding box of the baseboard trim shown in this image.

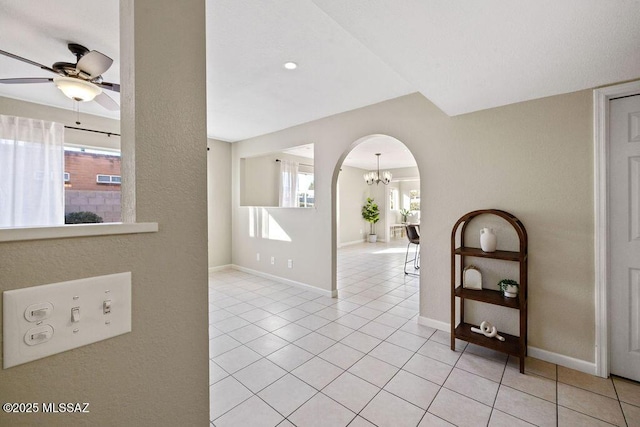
[231,265,335,298]
[417,315,450,332]
[338,239,366,248]
[208,264,233,274]
[527,346,597,376]
[417,316,596,375]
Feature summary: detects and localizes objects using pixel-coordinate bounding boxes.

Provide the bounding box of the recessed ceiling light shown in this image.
[283,62,297,70]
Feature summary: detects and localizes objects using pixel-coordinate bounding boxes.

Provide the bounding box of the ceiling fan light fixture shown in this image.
[53,76,102,102]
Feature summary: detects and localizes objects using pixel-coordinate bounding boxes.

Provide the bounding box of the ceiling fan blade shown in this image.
[94,92,119,111]
[0,50,57,74]
[0,77,54,84]
[76,50,113,79]
[95,81,120,93]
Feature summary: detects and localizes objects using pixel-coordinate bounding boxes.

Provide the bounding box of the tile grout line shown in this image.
[211,242,637,426]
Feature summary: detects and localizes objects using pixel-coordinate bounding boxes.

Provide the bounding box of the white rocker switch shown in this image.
[103,300,111,315]
[24,325,54,346]
[24,302,54,322]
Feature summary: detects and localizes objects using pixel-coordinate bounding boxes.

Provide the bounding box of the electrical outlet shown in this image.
[270,256,275,265]
[256,253,260,261]
[287,259,293,268]
[359,229,363,234]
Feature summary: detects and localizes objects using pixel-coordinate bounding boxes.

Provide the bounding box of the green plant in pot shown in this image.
[400,208,410,223]
[498,279,519,298]
[362,198,380,243]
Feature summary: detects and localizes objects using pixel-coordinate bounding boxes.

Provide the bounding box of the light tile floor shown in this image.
[209,240,640,427]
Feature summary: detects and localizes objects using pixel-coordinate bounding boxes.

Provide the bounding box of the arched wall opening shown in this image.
[331,134,422,296]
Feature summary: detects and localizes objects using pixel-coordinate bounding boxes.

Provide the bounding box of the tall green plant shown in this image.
[361,198,380,235]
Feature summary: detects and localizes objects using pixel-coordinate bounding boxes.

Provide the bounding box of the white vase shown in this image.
[480,228,497,252]
[368,234,377,243]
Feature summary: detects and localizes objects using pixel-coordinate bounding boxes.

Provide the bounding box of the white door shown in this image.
[610,94,640,381]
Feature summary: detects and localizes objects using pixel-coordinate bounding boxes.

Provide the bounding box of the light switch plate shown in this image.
[3,272,132,369]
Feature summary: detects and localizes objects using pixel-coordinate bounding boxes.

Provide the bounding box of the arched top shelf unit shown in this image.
[450,209,528,373]
[451,209,528,259]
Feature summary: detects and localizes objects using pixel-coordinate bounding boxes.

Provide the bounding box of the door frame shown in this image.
[594,80,640,378]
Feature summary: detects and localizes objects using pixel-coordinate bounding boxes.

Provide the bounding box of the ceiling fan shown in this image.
[0,43,120,111]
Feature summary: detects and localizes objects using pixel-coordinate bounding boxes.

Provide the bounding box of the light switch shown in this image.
[3,272,132,369]
[24,302,53,322]
[24,325,54,346]
[103,300,111,314]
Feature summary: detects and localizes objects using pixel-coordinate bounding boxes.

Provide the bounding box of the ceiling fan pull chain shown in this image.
[75,100,81,125]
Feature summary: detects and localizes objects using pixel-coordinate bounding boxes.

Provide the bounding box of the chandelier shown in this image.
[364,153,392,185]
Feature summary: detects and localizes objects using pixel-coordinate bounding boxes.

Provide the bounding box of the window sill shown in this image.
[0,222,158,243]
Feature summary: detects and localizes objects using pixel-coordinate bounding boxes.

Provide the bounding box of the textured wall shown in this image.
[0,1,209,426]
[208,138,232,268]
[232,90,596,362]
[338,166,370,245]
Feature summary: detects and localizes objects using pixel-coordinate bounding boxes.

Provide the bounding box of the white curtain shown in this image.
[0,115,65,227]
[279,159,299,207]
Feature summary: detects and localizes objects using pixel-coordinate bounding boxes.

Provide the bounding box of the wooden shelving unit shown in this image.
[451,209,528,373]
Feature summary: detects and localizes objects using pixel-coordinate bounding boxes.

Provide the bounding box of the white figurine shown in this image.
[471,321,505,342]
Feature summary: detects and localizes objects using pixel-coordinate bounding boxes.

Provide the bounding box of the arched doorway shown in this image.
[331,134,421,303]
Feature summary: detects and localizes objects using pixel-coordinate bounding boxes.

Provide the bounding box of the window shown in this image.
[410,189,420,211]
[389,188,398,210]
[0,116,65,227]
[297,172,314,208]
[64,172,70,182]
[96,174,121,184]
[64,147,122,223]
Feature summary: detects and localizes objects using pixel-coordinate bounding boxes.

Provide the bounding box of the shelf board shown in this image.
[454,323,521,356]
[454,246,525,261]
[454,287,520,309]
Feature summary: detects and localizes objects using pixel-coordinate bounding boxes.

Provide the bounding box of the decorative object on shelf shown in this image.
[498,279,519,298]
[364,153,392,185]
[362,198,380,243]
[463,265,482,290]
[471,321,506,341]
[480,227,497,252]
[400,208,410,223]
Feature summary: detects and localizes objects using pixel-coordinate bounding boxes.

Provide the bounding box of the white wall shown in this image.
[0,96,120,150]
[338,166,370,245]
[240,153,279,206]
[208,138,232,268]
[0,1,210,424]
[231,89,597,363]
[241,152,314,207]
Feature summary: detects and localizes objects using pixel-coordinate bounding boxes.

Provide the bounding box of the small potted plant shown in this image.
[498,279,519,298]
[362,198,380,243]
[400,208,410,223]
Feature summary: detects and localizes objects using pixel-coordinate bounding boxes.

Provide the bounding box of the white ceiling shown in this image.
[0,1,120,118]
[279,136,416,170]
[342,135,416,170]
[1,1,639,148]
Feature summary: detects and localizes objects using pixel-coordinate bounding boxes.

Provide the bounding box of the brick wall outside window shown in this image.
[64,151,121,222]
